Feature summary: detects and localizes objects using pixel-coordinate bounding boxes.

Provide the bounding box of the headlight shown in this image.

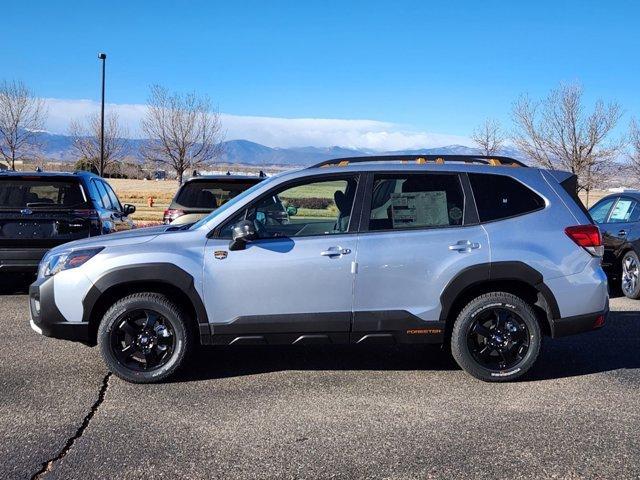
[40,247,104,277]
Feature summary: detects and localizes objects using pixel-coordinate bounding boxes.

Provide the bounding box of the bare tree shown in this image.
[628,119,640,179]
[141,85,224,183]
[0,80,47,170]
[69,112,129,175]
[471,118,505,156]
[512,83,624,198]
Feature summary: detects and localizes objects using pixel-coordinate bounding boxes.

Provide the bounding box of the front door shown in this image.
[352,172,490,343]
[203,174,361,344]
[93,179,134,232]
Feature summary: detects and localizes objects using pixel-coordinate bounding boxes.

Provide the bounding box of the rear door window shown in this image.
[588,197,616,224]
[0,178,87,209]
[469,173,544,222]
[367,173,465,231]
[608,198,639,223]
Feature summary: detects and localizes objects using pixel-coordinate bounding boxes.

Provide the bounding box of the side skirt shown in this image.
[206,311,445,346]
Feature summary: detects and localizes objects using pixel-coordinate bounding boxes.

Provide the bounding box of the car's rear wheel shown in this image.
[97,293,193,383]
[621,251,640,299]
[451,292,541,382]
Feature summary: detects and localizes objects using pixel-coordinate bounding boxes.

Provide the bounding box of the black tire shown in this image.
[451,292,541,382]
[97,293,193,383]
[621,250,640,299]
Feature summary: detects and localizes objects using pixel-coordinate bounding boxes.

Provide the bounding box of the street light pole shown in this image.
[98,52,107,177]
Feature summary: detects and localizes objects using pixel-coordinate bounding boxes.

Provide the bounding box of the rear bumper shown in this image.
[550,308,608,338]
[29,276,91,343]
[0,248,49,272]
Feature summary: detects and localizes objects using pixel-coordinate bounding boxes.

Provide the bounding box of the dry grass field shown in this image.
[107,177,611,225]
[108,178,179,223]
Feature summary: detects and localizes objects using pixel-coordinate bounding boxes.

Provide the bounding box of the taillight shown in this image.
[565,225,604,257]
[163,209,184,224]
[72,209,101,236]
[593,314,606,329]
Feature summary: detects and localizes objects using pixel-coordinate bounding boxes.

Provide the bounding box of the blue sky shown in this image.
[3,0,639,149]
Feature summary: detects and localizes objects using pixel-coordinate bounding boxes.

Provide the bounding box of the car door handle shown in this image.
[619,229,627,236]
[321,247,351,257]
[449,240,480,252]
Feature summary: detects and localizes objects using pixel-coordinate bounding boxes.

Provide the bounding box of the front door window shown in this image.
[220,176,358,238]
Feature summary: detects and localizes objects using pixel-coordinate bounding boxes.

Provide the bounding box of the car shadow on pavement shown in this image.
[175,344,458,383]
[527,310,640,381]
[173,309,640,383]
[0,273,33,295]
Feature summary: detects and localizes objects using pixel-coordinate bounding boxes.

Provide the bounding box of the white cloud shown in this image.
[42,97,473,151]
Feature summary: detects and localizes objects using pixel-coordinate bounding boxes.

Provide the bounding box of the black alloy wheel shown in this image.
[110,309,176,372]
[467,307,530,371]
[451,292,541,382]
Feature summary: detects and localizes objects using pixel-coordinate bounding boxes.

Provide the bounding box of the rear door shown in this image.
[0,176,94,249]
[352,171,489,342]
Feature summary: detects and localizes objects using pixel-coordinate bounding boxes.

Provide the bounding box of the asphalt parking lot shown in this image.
[1,278,639,479]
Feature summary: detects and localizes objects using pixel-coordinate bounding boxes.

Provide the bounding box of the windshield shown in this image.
[0,178,89,209]
[189,176,278,230]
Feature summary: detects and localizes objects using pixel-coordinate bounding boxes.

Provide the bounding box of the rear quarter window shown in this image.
[469,173,545,222]
[174,180,258,209]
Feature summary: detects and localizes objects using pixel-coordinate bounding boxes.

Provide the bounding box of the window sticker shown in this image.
[390,191,449,227]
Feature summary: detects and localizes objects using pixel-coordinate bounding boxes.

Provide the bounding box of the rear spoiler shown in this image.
[544,169,575,185]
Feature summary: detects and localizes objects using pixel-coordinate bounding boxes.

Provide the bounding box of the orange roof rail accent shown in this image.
[435,157,445,164]
[416,157,427,164]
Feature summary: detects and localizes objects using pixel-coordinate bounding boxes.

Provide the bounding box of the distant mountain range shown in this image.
[37,131,525,166]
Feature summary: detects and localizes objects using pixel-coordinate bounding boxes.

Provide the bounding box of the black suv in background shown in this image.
[164,174,265,225]
[0,171,135,273]
[589,190,640,298]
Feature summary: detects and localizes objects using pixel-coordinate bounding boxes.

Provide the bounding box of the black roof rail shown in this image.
[309,154,528,169]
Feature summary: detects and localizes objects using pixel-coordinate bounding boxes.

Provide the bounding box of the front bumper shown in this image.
[550,308,608,338]
[29,276,91,343]
[0,248,49,272]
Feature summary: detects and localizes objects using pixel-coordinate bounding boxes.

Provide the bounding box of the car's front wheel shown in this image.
[97,293,193,383]
[451,292,541,382]
[621,250,640,299]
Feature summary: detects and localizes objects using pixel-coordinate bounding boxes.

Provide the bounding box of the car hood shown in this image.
[48,225,173,253]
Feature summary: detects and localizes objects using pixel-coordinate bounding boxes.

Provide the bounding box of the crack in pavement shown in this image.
[31,372,112,480]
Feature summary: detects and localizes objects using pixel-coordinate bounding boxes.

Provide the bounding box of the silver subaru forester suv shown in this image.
[29,155,608,383]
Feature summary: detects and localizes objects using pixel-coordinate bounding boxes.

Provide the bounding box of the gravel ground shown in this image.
[1,280,639,479]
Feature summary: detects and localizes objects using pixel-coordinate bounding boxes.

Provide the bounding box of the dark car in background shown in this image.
[0,170,135,274]
[164,174,265,225]
[589,191,640,298]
